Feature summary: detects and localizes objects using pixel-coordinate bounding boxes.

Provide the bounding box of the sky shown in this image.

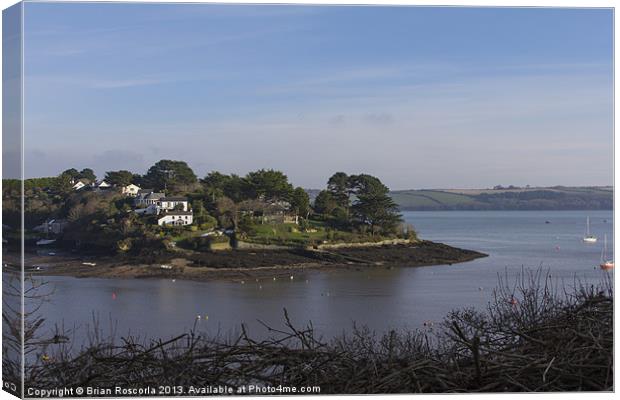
[21,3,613,189]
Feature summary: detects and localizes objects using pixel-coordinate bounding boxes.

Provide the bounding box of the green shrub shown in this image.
[198,214,218,230]
[238,215,257,236]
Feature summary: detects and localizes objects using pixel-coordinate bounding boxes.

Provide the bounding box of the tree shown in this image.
[215,196,240,229]
[289,187,310,218]
[132,174,144,187]
[327,172,352,209]
[143,160,197,191]
[192,199,205,217]
[314,190,337,216]
[245,169,293,202]
[79,168,96,182]
[105,170,134,186]
[349,174,402,235]
[54,172,74,194]
[202,172,251,203]
[61,168,79,180]
[202,171,229,190]
[202,171,230,202]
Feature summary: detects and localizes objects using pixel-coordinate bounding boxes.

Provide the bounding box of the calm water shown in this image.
[35,210,613,343]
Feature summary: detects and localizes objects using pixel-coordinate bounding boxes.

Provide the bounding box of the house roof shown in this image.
[145,193,165,199]
[137,189,154,194]
[161,196,187,201]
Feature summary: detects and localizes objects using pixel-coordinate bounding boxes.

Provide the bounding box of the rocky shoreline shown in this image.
[5,240,487,282]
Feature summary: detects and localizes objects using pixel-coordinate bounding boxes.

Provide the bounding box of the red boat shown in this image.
[599,235,614,270]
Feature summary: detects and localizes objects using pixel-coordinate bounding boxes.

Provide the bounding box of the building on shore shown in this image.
[134,190,192,224]
[158,211,193,226]
[71,179,91,191]
[121,183,141,197]
[260,201,299,224]
[159,196,189,211]
[135,189,165,207]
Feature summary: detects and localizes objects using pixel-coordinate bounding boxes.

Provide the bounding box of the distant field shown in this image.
[389,186,613,211]
[390,190,483,208]
[438,186,613,195]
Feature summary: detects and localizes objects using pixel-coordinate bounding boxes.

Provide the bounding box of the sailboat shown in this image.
[583,217,597,243]
[600,234,614,270]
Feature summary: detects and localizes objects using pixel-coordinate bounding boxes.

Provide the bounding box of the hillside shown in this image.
[389,186,613,211]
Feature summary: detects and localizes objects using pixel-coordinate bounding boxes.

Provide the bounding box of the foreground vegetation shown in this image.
[4,270,612,394]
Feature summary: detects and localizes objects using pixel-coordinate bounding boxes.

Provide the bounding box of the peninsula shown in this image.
[2,161,486,281]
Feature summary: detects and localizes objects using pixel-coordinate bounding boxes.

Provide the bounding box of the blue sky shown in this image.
[22,3,613,189]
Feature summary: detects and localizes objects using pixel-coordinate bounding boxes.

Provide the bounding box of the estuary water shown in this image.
[35,210,613,343]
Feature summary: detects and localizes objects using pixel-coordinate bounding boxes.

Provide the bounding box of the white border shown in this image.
[0,1,616,400]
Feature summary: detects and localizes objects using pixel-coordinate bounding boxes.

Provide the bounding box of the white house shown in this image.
[72,181,87,191]
[158,211,193,226]
[158,196,189,212]
[97,180,112,189]
[121,184,141,197]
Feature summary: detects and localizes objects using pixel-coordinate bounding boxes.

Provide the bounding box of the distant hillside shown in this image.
[389,186,613,211]
[305,186,612,211]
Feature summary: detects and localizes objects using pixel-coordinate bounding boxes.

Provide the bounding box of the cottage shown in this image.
[158,211,193,226]
[121,183,141,197]
[260,201,299,225]
[97,180,112,189]
[135,189,165,207]
[158,196,189,212]
[71,178,92,191]
[72,181,87,191]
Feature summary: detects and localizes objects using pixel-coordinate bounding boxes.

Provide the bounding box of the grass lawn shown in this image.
[249,222,328,245]
[246,220,392,247]
[166,220,400,248]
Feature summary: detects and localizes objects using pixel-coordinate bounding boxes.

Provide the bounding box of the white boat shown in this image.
[583,217,597,243]
[600,234,614,270]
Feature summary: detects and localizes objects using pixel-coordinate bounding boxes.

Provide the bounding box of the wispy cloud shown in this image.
[25,72,216,90]
[89,76,170,89]
[27,15,307,58]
